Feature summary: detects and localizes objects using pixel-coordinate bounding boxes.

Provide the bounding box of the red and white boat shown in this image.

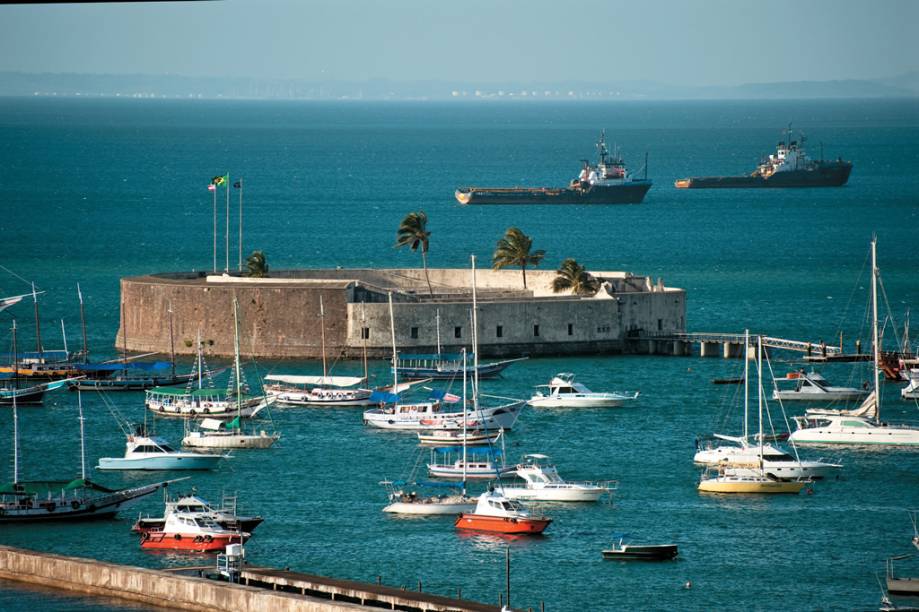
[139,510,249,552]
[454,490,551,535]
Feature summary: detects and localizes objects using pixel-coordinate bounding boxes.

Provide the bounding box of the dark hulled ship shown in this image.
[675,128,852,189]
[455,132,652,205]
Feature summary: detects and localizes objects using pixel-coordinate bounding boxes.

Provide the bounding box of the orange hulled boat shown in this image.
[139,510,249,552]
[454,490,551,535]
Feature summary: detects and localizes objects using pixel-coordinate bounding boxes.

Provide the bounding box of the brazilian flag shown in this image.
[211,174,229,187]
[225,416,241,430]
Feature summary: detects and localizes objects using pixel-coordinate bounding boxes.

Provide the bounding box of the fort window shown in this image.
[658,318,663,331]
[567,323,573,336]
[410,326,419,339]
[533,324,540,337]
[361,327,370,340]
[496,325,503,338]
[454,326,462,339]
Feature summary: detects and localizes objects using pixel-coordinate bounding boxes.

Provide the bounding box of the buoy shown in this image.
[683,580,692,590]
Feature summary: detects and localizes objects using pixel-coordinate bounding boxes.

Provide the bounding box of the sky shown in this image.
[0,0,917,87]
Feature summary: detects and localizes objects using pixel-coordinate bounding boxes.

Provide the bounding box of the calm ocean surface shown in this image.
[0,98,918,611]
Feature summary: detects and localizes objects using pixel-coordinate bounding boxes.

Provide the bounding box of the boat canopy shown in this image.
[75,361,172,373]
[399,353,472,362]
[433,446,502,456]
[0,478,116,496]
[369,390,400,403]
[264,374,364,387]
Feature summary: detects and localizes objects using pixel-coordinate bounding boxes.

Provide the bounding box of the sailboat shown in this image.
[789,237,919,447]
[363,261,525,431]
[694,330,842,480]
[146,327,273,420]
[698,335,806,494]
[0,321,171,522]
[182,297,279,449]
[382,348,476,515]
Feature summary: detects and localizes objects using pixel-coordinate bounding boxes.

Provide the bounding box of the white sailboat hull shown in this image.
[788,424,919,446]
[383,497,475,515]
[363,402,523,431]
[772,388,867,402]
[182,431,279,449]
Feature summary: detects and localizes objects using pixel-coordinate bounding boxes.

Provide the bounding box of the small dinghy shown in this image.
[602,535,678,561]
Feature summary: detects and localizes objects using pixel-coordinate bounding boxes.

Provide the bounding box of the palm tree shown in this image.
[551,258,600,296]
[395,211,433,295]
[492,227,545,289]
[246,250,269,278]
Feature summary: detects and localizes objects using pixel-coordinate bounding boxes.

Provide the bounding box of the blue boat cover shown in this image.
[74,361,172,373]
[369,390,400,404]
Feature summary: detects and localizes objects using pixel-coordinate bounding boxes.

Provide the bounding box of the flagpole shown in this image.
[238,178,244,272]
[225,172,230,273]
[212,185,217,273]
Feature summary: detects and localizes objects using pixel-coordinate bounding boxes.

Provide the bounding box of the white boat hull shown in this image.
[364,402,523,431]
[267,390,374,407]
[500,485,607,502]
[97,455,223,470]
[772,389,867,402]
[383,498,475,515]
[182,432,279,449]
[788,425,919,446]
[527,395,634,408]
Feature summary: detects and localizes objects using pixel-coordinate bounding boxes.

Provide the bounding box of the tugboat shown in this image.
[675,127,852,188]
[455,131,651,205]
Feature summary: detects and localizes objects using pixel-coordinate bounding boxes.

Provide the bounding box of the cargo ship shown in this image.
[675,128,852,189]
[455,131,651,205]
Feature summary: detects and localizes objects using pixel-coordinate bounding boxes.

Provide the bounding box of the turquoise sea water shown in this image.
[0,98,918,610]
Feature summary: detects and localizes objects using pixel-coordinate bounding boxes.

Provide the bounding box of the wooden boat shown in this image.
[454,490,551,535]
[417,428,502,447]
[602,537,678,561]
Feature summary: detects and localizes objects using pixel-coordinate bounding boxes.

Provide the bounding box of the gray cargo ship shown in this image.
[455,132,651,205]
[675,128,852,189]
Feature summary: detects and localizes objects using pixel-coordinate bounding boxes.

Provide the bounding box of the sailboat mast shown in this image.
[871,237,881,423]
[757,334,764,475]
[77,388,86,480]
[743,329,749,441]
[60,319,68,355]
[360,301,368,382]
[471,255,479,413]
[168,301,176,380]
[233,297,243,419]
[435,308,441,355]
[32,282,42,357]
[462,348,467,495]
[319,295,327,380]
[388,292,398,392]
[11,320,19,484]
[77,283,88,359]
[196,330,203,390]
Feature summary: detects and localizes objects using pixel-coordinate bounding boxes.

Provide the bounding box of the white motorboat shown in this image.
[500,454,616,502]
[133,493,263,534]
[789,238,919,448]
[527,373,638,408]
[902,369,919,400]
[454,489,551,534]
[772,370,868,403]
[97,430,225,471]
[694,436,840,480]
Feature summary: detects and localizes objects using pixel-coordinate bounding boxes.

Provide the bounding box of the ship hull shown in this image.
[675,162,852,189]
[455,181,651,205]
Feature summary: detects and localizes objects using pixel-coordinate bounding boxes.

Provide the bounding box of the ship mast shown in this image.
[871,236,881,424]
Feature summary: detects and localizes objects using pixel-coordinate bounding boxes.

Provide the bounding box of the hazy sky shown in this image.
[1,0,916,86]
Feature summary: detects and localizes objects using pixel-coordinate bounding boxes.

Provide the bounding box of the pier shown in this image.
[0,545,513,612]
[633,332,852,359]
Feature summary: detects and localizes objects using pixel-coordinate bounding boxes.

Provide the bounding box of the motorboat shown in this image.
[499,454,616,502]
[133,493,263,534]
[602,536,678,561]
[417,428,503,447]
[97,430,225,471]
[902,369,919,400]
[380,480,475,515]
[427,446,513,480]
[182,418,279,450]
[772,370,868,402]
[527,373,638,408]
[139,510,248,552]
[694,435,841,480]
[454,490,551,535]
[789,239,919,447]
[264,374,374,407]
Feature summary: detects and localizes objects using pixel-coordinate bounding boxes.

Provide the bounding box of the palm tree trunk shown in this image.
[522,264,527,289]
[421,250,433,296]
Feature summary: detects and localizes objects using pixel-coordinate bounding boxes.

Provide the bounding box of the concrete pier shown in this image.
[0,545,509,612]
